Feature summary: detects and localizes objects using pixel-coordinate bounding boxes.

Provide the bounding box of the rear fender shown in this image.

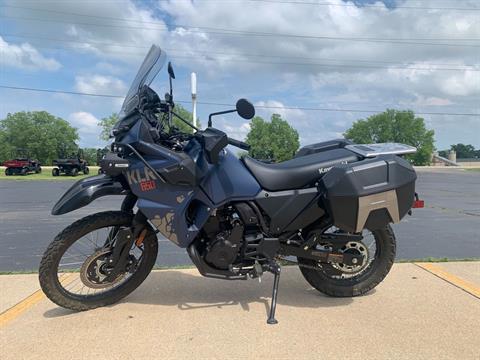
[52,175,127,215]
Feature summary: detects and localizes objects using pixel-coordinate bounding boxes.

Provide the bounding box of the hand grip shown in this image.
[228,137,250,151]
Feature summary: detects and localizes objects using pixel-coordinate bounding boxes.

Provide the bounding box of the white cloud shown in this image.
[413,96,452,107]
[255,100,309,126]
[220,121,251,141]
[2,0,166,63]
[74,75,127,95]
[68,111,103,147]
[0,36,61,71]
[3,0,480,149]
[439,70,480,96]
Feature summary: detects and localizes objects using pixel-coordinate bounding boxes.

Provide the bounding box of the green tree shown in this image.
[0,128,13,163]
[344,109,435,165]
[0,111,78,164]
[438,150,448,158]
[450,143,477,159]
[97,105,199,141]
[172,104,200,133]
[245,114,300,162]
[81,148,100,165]
[98,113,119,141]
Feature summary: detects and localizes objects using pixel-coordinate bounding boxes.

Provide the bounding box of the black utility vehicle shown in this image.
[52,150,89,176]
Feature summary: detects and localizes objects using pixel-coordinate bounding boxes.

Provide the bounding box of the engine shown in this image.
[198,203,264,270]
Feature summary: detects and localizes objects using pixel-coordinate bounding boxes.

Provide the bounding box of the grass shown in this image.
[1,258,478,275]
[0,166,100,181]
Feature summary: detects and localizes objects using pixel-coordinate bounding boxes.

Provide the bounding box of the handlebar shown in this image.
[228,137,250,151]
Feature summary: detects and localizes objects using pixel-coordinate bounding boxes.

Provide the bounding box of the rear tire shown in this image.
[52,168,59,176]
[71,168,78,177]
[39,211,158,311]
[298,225,396,297]
[83,167,90,175]
[35,166,42,174]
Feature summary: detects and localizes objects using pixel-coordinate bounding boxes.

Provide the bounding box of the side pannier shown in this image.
[320,155,416,233]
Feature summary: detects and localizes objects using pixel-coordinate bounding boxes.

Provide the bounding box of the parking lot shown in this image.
[0,168,479,359]
[0,168,479,272]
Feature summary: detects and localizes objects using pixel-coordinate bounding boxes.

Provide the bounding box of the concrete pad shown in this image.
[438,261,480,285]
[0,274,39,313]
[1,264,479,359]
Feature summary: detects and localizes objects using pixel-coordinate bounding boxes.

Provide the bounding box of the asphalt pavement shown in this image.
[0,168,479,272]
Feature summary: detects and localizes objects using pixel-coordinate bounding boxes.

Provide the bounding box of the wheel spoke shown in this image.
[55,225,140,298]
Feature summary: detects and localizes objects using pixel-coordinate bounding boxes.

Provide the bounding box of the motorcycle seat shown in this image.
[242,148,360,191]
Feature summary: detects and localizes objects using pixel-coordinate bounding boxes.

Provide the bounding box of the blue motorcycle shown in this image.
[39,45,420,324]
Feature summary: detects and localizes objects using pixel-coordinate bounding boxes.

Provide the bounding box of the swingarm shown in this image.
[279,232,366,267]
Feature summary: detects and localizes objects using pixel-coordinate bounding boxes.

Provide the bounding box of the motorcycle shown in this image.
[39,45,423,324]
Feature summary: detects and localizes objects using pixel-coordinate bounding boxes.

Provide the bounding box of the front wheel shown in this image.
[298,225,396,297]
[39,211,158,311]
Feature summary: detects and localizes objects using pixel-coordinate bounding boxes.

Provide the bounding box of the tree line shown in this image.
[1,107,437,166]
[438,144,480,159]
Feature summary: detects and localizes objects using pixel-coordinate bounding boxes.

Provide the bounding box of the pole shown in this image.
[191,72,197,130]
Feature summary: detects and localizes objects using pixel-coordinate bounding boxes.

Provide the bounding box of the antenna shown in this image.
[191,72,197,130]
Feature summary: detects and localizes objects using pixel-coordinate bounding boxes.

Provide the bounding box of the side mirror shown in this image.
[168,62,175,79]
[236,98,255,120]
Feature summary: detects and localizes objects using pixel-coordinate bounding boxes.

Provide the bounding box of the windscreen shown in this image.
[120,44,167,116]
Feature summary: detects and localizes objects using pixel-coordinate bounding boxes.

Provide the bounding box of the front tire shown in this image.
[298,225,396,297]
[39,211,158,311]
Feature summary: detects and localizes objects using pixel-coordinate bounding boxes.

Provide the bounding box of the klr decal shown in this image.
[140,180,156,192]
[126,167,158,191]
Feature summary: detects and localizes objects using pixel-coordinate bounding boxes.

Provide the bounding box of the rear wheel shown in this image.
[83,166,90,175]
[39,211,158,311]
[52,168,59,176]
[35,166,42,174]
[71,168,78,176]
[298,225,396,297]
[5,168,12,176]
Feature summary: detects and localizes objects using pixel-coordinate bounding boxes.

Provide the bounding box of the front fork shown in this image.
[105,194,148,281]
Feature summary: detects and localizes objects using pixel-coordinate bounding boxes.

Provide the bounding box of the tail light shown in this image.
[412,193,424,208]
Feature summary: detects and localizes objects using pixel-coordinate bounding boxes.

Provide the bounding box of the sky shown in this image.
[0,0,479,150]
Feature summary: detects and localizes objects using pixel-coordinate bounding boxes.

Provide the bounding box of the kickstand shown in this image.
[267,262,281,325]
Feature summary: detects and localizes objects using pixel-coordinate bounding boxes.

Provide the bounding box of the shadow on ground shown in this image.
[43,269,376,319]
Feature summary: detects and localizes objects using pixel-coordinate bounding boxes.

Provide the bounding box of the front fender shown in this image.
[52,175,127,215]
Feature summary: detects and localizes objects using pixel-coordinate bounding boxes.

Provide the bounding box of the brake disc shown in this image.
[80,249,125,289]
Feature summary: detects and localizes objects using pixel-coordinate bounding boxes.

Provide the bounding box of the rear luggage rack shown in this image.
[345,143,417,157]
